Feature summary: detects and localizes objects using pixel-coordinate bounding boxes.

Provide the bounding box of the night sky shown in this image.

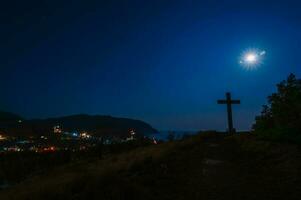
[1,0,301,131]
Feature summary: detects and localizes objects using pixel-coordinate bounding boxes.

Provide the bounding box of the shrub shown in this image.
[253,74,301,142]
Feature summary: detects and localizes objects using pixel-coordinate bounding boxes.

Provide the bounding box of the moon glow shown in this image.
[239,49,266,70]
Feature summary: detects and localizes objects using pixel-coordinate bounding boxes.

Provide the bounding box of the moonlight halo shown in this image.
[239,49,266,70]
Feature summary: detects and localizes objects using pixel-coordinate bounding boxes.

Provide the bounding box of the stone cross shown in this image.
[217,92,240,134]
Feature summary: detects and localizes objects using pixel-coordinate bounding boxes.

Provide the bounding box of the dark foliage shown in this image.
[0,151,71,185]
[253,73,301,142]
[0,137,153,187]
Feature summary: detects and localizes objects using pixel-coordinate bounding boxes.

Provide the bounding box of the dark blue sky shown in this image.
[1,0,301,130]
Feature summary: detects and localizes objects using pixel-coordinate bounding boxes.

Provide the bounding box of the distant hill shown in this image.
[0,111,23,130]
[0,111,23,122]
[0,113,157,137]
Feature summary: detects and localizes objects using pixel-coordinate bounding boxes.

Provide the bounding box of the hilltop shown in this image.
[1,132,301,200]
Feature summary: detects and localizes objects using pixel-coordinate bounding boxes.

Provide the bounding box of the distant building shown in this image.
[53,125,62,134]
[80,132,91,139]
[126,129,136,141]
[0,133,7,140]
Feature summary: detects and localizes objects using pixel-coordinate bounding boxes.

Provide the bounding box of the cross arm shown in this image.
[231,100,241,104]
[217,100,227,104]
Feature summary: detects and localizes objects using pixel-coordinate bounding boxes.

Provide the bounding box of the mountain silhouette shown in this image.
[0,112,157,137]
[0,111,23,122]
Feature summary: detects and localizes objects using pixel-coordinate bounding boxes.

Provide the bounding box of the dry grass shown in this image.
[1,132,301,200]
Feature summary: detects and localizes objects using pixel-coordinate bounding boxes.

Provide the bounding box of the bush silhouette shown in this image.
[253,73,301,142]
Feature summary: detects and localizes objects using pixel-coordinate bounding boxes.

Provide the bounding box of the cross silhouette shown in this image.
[217,92,240,134]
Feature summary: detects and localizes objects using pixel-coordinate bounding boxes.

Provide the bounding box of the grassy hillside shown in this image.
[1,132,301,200]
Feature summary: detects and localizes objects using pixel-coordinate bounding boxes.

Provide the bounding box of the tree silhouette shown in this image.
[253,73,301,141]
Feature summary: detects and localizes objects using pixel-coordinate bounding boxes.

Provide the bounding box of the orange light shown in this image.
[0,134,7,140]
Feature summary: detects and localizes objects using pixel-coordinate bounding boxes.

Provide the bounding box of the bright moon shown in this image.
[239,49,266,70]
[245,53,257,63]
